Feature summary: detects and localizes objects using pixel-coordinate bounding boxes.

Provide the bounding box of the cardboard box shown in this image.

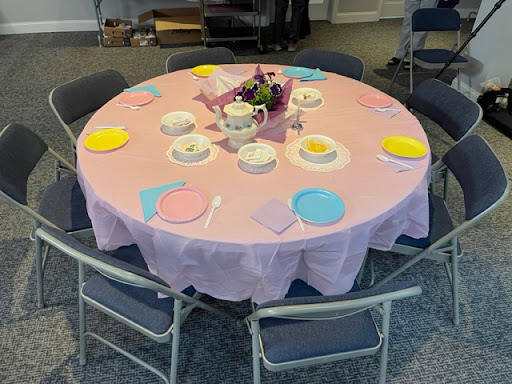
[102,36,131,47]
[130,29,157,47]
[104,18,133,38]
[138,8,203,46]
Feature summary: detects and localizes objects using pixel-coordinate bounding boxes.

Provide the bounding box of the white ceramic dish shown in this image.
[161,111,196,135]
[238,143,277,170]
[172,134,211,162]
[291,88,323,108]
[299,135,336,162]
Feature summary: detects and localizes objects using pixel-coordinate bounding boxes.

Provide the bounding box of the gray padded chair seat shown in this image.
[38,176,92,232]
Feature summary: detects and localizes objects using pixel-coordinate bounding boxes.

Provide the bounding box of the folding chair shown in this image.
[370,135,509,325]
[246,279,422,384]
[0,123,93,308]
[36,225,236,384]
[293,48,365,81]
[389,8,468,94]
[165,47,236,73]
[405,78,483,199]
[49,69,129,173]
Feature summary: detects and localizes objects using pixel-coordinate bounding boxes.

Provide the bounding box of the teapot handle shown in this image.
[253,104,268,128]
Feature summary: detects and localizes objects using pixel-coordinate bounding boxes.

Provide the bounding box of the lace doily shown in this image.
[286,139,351,172]
[238,158,279,174]
[166,144,219,166]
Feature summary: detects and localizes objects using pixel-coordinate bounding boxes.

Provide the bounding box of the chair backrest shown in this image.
[412,8,461,32]
[0,123,48,205]
[292,48,364,81]
[165,47,236,73]
[406,79,482,141]
[442,134,510,221]
[49,69,129,145]
[252,281,421,320]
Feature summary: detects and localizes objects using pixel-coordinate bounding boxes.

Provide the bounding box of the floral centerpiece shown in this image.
[205,65,293,129]
[236,71,283,112]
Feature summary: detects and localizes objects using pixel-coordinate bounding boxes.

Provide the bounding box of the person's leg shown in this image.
[300,0,311,39]
[272,0,289,50]
[391,0,422,61]
[288,0,307,50]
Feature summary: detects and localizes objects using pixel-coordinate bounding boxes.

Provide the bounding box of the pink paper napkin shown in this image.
[251,198,297,234]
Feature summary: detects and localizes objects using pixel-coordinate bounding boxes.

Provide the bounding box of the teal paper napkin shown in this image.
[300,68,327,82]
[140,181,186,222]
[124,84,162,97]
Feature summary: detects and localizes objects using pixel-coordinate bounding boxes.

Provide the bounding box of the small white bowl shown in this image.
[161,111,196,135]
[238,143,277,170]
[299,135,336,161]
[291,88,323,108]
[172,134,211,162]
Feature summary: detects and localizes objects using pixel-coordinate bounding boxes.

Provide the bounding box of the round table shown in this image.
[77,64,430,303]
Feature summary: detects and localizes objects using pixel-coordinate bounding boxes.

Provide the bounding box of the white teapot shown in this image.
[213,96,268,149]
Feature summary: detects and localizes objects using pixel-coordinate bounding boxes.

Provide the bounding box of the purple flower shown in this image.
[243,88,255,100]
[270,83,282,96]
[254,74,265,84]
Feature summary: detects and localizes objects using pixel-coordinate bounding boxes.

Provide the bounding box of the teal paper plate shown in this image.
[291,188,345,224]
[282,67,314,79]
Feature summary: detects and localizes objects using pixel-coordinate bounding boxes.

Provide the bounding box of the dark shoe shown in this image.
[387,57,400,66]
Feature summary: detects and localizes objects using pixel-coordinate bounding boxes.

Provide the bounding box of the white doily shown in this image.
[166,144,219,166]
[285,139,351,172]
[238,158,279,174]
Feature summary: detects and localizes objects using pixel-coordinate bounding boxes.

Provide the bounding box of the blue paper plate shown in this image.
[282,67,314,79]
[291,188,345,224]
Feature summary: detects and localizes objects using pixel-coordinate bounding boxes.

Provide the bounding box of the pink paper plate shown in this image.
[118,91,154,106]
[156,187,208,223]
[357,93,393,108]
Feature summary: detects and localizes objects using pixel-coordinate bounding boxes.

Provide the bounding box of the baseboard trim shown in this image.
[452,78,482,102]
[0,20,103,35]
[334,11,380,24]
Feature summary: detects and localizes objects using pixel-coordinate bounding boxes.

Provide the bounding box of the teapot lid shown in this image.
[224,96,254,116]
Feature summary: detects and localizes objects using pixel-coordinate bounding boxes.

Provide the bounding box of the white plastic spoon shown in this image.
[287,198,305,231]
[187,72,199,80]
[204,195,222,228]
[377,154,414,169]
[116,103,140,111]
[375,107,401,112]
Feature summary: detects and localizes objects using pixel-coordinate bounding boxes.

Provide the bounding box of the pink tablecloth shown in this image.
[77,64,430,303]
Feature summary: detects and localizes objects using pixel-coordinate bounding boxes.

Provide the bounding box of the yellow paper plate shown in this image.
[84,129,129,152]
[191,64,219,77]
[381,136,427,158]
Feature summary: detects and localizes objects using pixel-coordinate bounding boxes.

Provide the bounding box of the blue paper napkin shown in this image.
[124,84,162,97]
[300,68,327,82]
[140,181,186,222]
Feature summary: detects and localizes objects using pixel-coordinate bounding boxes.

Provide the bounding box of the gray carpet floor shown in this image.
[1,18,512,384]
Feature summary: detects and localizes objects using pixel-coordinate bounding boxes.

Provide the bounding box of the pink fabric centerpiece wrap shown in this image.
[205,65,293,134]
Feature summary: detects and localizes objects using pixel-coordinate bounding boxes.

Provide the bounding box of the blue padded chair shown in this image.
[293,48,365,81]
[165,47,236,73]
[49,69,129,173]
[389,8,468,94]
[371,135,509,325]
[246,279,422,384]
[405,78,483,199]
[35,225,235,384]
[0,123,93,308]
